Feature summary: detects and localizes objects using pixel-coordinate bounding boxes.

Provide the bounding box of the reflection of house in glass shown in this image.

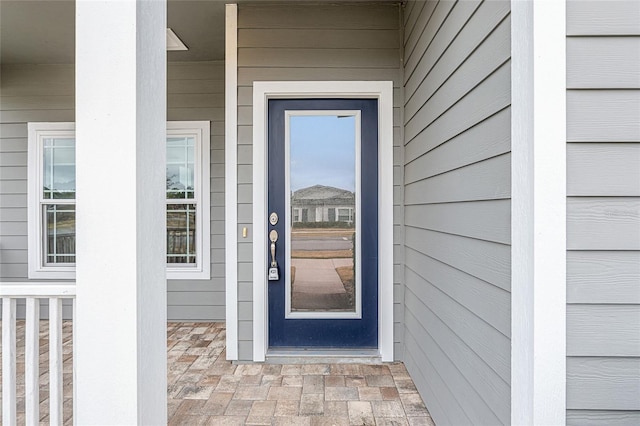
[291,185,355,226]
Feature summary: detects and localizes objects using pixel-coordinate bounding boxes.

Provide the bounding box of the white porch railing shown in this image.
[1,283,75,426]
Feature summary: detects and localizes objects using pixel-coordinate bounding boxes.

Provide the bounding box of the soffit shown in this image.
[0,0,226,64]
[0,0,399,65]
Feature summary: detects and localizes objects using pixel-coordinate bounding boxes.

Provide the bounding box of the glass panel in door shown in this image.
[288,114,360,314]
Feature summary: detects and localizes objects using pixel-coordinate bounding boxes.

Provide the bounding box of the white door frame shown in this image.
[252,81,394,362]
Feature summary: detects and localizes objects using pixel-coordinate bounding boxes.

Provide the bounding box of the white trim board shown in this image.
[511,0,567,424]
[224,3,239,361]
[252,81,394,362]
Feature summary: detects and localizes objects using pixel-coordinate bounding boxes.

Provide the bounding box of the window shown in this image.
[166,122,210,279]
[337,207,353,224]
[27,121,210,279]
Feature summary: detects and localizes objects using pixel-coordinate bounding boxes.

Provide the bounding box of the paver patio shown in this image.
[1,321,435,425]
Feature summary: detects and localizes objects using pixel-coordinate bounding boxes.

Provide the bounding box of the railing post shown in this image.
[2,298,17,425]
[49,297,64,426]
[25,297,41,424]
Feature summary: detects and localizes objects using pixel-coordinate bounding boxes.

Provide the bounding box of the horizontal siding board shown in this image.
[567,37,640,89]
[238,48,399,69]
[0,207,27,222]
[0,110,75,124]
[0,96,74,110]
[405,62,510,162]
[406,60,510,143]
[402,1,511,424]
[0,123,27,138]
[167,62,224,80]
[0,235,27,250]
[567,90,640,142]
[567,305,640,356]
[167,305,225,321]
[403,0,429,47]
[567,251,640,304]
[238,67,401,86]
[0,263,28,278]
[0,249,27,264]
[405,268,510,383]
[567,0,640,36]
[567,410,640,426]
[238,5,399,30]
[168,94,225,108]
[167,108,224,122]
[0,194,26,208]
[405,153,511,203]
[567,143,640,196]
[405,200,510,244]
[567,357,640,410]
[0,222,27,236]
[0,179,27,194]
[0,138,27,152]
[239,29,399,49]
[404,327,470,426]
[567,197,640,250]
[167,79,224,95]
[0,166,27,180]
[405,247,510,337]
[168,279,225,293]
[404,0,459,87]
[403,305,505,424]
[405,227,510,291]
[167,291,224,307]
[403,0,440,67]
[407,299,509,423]
[405,107,510,180]
[567,4,640,420]
[405,9,510,123]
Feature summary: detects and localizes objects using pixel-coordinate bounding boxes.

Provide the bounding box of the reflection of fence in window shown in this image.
[167,230,196,263]
[167,203,196,264]
[45,204,76,264]
[47,234,76,264]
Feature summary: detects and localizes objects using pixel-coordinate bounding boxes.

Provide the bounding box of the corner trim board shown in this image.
[511,0,567,424]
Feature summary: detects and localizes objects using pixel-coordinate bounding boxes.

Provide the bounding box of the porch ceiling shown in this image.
[1,0,399,66]
[0,0,226,64]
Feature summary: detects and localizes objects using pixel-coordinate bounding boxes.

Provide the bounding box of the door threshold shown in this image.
[266,348,381,364]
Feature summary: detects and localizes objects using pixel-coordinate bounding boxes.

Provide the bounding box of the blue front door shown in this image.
[267,99,378,348]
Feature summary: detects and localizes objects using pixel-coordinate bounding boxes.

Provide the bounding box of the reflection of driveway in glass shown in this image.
[290,229,354,251]
[290,258,354,311]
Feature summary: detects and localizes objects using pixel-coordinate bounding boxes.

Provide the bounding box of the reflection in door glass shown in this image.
[289,114,358,313]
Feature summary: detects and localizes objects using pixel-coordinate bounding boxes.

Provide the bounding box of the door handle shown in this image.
[268,230,279,280]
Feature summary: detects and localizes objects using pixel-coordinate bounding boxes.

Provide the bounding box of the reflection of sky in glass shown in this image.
[166,137,195,198]
[290,115,355,192]
[43,138,76,195]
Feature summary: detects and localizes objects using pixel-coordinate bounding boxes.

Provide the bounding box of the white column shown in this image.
[75,0,167,424]
[225,3,239,361]
[511,0,567,425]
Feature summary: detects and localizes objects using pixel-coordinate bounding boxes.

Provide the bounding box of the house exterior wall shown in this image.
[565,1,640,424]
[401,1,511,424]
[235,3,403,360]
[0,61,226,321]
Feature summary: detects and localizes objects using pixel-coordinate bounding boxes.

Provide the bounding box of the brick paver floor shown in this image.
[2,321,435,425]
[167,323,434,425]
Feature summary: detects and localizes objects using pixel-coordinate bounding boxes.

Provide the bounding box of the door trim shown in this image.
[252,81,394,362]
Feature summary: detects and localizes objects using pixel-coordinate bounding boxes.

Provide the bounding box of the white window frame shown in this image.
[166,121,211,280]
[27,121,211,280]
[28,123,77,279]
